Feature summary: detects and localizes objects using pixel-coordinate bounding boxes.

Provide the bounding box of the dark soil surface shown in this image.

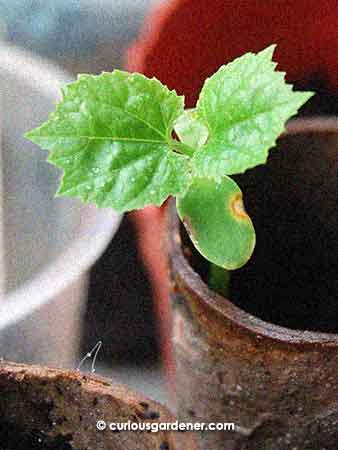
[187,128,337,333]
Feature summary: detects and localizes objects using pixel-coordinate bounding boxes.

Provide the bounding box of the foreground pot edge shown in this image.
[0,360,197,450]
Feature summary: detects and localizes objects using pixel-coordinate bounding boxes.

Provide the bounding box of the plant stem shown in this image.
[209,263,231,298]
[172,140,194,157]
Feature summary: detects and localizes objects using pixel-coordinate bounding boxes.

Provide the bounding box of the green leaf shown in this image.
[177,176,255,269]
[26,71,191,212]
[174,110,208,149]
[193,45,314,178]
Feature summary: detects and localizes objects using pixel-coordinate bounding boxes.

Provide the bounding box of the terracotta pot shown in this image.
[0,361,196,450]
[166,118,338,449]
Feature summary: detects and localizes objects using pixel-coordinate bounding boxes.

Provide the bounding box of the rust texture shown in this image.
[166,118,338,450]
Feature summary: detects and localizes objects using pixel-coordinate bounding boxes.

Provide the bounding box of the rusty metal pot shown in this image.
[167,118,338,450]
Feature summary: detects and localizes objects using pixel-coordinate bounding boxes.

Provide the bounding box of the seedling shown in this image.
[26,46,312,276]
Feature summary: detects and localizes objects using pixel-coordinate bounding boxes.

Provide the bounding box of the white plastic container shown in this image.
[0,44,121,368]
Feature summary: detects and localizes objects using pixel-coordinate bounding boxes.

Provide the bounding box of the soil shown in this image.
[231,129,337,333]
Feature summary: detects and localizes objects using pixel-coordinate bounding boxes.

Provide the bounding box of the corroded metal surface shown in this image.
[166,118,338,450]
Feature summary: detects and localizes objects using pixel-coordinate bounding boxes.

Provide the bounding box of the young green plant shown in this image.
[26,45,312,288]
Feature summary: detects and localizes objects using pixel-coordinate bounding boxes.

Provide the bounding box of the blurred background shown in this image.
[0,0,155,72]
[0,0,165,401]
[0,0,336,405]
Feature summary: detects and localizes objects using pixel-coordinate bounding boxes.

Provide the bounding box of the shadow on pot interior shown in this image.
[181,122,337,333]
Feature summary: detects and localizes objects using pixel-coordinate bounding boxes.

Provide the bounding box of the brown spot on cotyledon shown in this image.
[229,193,249,220]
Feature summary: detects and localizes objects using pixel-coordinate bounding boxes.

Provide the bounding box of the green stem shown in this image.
[209,263,231,298]
[172,140,195,157]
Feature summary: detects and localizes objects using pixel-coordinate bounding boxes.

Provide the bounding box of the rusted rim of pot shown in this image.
[167,116,338,349]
